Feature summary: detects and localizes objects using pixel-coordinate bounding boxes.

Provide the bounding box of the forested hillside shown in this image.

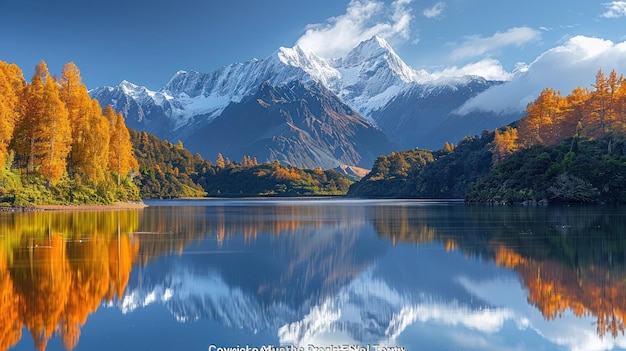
[130,130,353,198]
[195,160,352,197]
[130,130,206,198]
[0,59,357,205]
[0,60,139,205]
[350,69,626,204]
[347,137,492,198]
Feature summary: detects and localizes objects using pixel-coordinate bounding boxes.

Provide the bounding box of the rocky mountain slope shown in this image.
[183,80,396,169]
[90,36,518,168]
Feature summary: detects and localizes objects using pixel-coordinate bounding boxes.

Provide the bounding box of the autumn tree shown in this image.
[242,155,258,168]
[582,69,624,137]
[11,63,45,172]
[564,86,591,137]
[13,61,72,184]
[584,70,611,137]
[40,70,72,184]
[491,127,519,162]
[443,142,455,153]
[606,70,623,120]
[216,153,225,169]
[0,61,24,168]
[616,74,626,126]
[60,62,110,184]
[105,105,138,185]
[59,62,84,124]
[67,97,110,184]
[519,88,564,146]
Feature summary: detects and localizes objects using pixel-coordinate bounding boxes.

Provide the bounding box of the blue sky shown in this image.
[2,0,626,96]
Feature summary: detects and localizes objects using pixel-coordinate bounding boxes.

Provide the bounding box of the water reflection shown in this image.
[1,201,626,351]
[372,205,626,339]
[0,211,140,351]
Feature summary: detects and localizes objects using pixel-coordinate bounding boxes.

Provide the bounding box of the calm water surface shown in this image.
[2,199,626,351]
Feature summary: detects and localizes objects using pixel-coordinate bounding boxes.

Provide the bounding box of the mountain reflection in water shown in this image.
[1,200,626,351]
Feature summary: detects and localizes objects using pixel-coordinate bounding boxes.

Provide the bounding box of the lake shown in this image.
[2,199,626,351]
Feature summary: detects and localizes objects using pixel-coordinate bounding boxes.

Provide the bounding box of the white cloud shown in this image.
[602,1,626,18]
[451,27,542,60]
[423,2,445,19]
[296,0,414,58]
[431,58,513,81]
[456,35,626,115]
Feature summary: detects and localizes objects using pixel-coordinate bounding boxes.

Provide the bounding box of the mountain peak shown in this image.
[119,79,138,88]
[339,36,426,84]
[364,35,394,52]
[119,80,144,95]
[277,45,315,66]
[275,45,341,87]
[343,36,394,64]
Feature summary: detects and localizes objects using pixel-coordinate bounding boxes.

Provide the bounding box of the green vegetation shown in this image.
[130,130,206,198]
[130,130,353,198]
[467,136,626,204]
[0,60,141,207]
[196,161,351,197]
[349,130,626,204]
[350,69,626,204]
[3,60,624,205]
[0,167,140,206]
[347,149,434,197]
[348,135,492,198]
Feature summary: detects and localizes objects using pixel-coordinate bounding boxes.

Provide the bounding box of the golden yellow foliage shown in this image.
[105,106,138,185]
[491,127,518,162]
[15,61,72,183]
[519,69,626,147]
[61,62,111,184]
[0,61,24,167]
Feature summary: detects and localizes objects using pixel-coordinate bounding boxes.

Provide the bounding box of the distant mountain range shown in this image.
[90,36,522,169]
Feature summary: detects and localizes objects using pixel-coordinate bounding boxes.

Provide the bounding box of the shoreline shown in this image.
[31,201,148,212]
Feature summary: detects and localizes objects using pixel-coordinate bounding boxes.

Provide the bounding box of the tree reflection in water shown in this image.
[0,211,140,351]
[372,204,626,340]
[1,203,626,350]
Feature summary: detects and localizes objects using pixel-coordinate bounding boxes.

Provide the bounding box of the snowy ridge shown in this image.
[91,36,437,129]
[277,45,341,87]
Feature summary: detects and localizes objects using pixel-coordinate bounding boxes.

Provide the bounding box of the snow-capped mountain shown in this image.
[183,80,397,169]
[91,36,421,127]
[328,36,432,118]
[90,36,516,168]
